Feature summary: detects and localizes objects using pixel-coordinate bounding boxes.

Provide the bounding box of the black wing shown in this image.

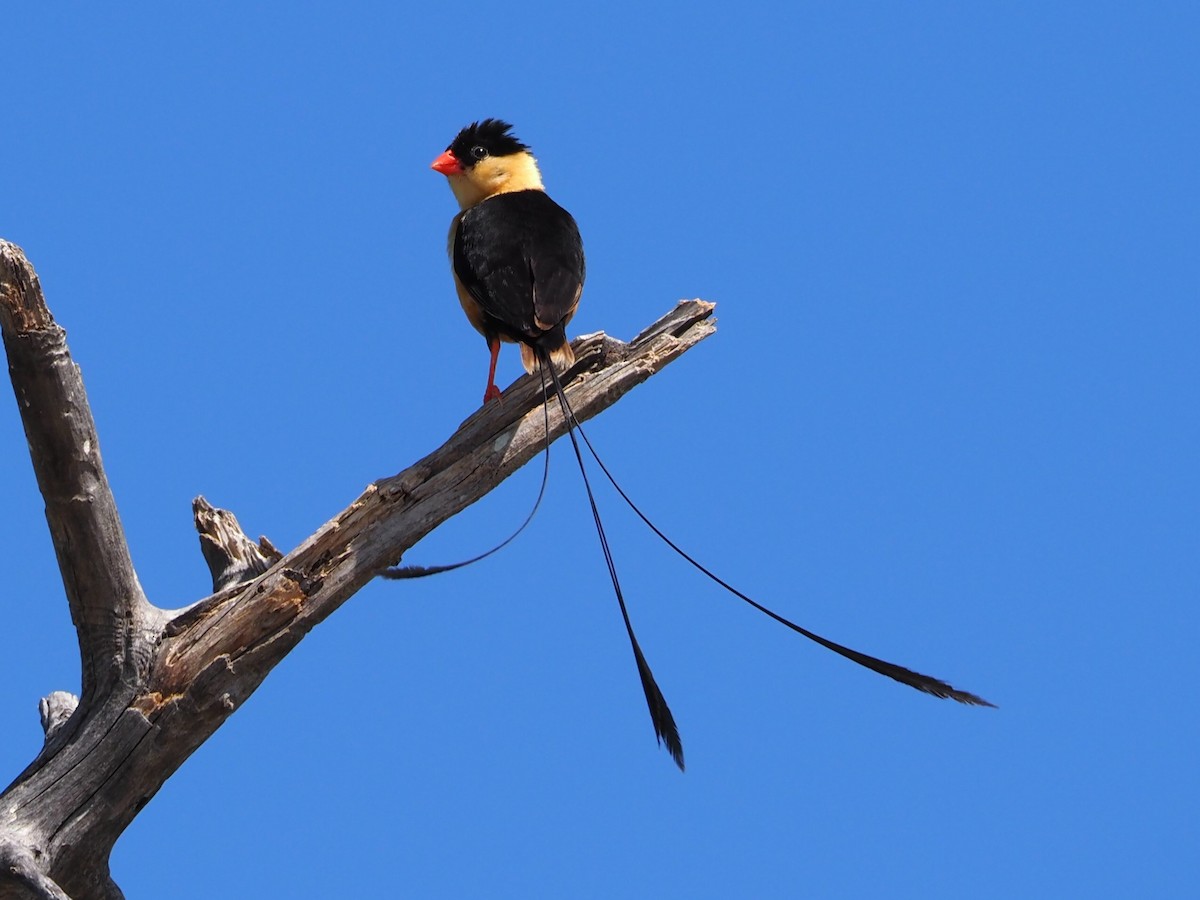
[453,190,585,344]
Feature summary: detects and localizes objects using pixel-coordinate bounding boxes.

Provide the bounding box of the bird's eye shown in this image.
[470,145,489,160]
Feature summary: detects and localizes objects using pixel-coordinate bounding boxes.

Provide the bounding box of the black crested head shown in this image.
[448,119,530,167]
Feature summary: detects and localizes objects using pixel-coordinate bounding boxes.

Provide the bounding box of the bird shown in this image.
[431,118,684,767]
[427,119,992,772]
[430,118,584,404]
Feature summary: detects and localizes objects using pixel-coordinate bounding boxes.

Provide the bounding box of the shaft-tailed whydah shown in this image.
[430,118,582,404]
[423,119,993,771]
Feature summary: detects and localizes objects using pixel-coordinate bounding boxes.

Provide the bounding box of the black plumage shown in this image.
[453,189,584,361]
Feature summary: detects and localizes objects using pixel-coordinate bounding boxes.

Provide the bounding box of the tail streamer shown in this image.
[381,385,553,580]
[549,366,994,709]
[540,347,685,770]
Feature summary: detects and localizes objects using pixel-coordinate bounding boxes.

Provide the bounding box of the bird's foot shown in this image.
[483,384,502,405]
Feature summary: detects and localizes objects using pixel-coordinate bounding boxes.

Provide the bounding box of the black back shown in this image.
[454,190,585,345]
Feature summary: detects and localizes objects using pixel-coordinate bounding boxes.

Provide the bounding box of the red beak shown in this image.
[431,149,463,175]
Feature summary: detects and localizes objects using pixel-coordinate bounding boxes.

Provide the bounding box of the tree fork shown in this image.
[0,240,715,899]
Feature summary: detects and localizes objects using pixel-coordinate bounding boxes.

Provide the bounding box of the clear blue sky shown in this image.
[3,4,1196,897]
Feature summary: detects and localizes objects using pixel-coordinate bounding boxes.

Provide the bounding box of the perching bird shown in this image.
[430,118,584,404]
[431,119,683,767]
[428,119,992,772]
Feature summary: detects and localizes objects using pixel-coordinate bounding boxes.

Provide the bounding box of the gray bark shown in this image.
[0,239,716,898]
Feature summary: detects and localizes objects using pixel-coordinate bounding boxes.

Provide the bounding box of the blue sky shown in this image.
[2,3,1196,897]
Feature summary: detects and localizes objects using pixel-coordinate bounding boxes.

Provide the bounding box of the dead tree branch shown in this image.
[0,245,157,709]
[0,239,715,899]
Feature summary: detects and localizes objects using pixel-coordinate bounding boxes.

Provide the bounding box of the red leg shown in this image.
[483,339,502,404]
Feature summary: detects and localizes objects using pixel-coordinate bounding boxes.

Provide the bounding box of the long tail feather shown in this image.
[629,631,684,768]
[559,386,994,709]
[380,387,553,579]
[540,347,686,769]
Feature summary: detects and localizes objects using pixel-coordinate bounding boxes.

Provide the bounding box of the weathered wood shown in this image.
[37,693,79,745]
[0,844,74,900]
[0,238,716,898]
[0,243,160,709]
[193,496,282,591]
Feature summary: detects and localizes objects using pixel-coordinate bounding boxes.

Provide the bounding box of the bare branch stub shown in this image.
[38,692,80,744]
[194,496,282,591]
